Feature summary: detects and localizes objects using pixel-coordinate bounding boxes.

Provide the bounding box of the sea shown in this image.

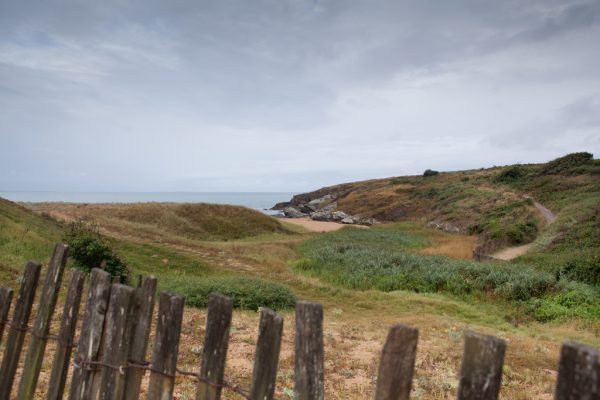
[0,192,294,214]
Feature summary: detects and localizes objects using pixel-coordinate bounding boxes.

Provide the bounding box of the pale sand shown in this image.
[279,217,351,232]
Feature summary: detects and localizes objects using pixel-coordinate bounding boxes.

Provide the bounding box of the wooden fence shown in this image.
[0,243,598,399]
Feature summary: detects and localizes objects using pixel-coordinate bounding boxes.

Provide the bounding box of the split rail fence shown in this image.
[0,243,598,399]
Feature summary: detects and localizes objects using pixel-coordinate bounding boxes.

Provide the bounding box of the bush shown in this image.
[166,276,296,310]
[64,219,129,283]
[423,169,439,177]
[560,252,600,286]
[542,152,594,175]
[494,165,527,183]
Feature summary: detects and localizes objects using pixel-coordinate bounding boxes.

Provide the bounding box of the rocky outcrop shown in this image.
[427,220,467,234]
[276,194,379,226]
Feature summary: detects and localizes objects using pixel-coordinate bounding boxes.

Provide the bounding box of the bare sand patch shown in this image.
[278,217,356,232]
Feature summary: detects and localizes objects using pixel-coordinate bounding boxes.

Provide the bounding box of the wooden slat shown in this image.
[17,243,70,400]
[0,261,42,399]
[123,275,157,400]
[68,268,112,400]
[374,324,419,400]
[46,269,85,400]
[457,331,506,400]
[294,300,324,400]
[147,292,184,400]
[0,287,13,345]
[98,284,136,400]
[196,293,233,400]
[250,308,284,400]
[555,341,600,399]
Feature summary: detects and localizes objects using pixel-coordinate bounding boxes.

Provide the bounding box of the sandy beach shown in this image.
[278,217,353,232]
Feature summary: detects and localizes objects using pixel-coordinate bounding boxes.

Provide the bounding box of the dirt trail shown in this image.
[532,199,557,224]
[490,197,556,261]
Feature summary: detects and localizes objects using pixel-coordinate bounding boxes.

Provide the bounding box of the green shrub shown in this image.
[423,169,439,177]
[560,252,600,286]
[542,152,594,175]
[528,282,600,321]
[165,276,296,310]
[64,219,129,283]
[494,165,527,183]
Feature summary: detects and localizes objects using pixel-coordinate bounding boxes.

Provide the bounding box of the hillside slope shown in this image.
[275,153,600,282]
[29,202,291,242]
[0,197,63,281]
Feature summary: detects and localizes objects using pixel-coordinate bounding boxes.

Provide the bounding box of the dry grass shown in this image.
[7,281,594,400]
[2,202,599,399]
[28,202,289,242]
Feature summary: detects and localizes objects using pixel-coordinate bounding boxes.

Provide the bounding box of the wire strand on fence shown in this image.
[73,359,256,400]
[2,319,281,399]
[1,319,76,348]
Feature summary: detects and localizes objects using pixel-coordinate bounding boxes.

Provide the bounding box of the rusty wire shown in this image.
[2,318,276,400]
[1,318,76,348]
[74,359,254,400]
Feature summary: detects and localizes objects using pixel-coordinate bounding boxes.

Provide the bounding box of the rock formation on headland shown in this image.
[272,193,380,226]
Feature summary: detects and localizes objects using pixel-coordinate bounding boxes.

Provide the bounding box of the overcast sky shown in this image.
[1,0,599,192]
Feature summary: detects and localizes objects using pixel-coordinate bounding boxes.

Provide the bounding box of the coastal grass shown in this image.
[0,198,64,283]
[293,225,600,321]
[30,202,292,242]
[164,275,296,310]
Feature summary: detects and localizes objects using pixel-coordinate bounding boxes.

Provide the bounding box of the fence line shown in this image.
[0,243,599,400]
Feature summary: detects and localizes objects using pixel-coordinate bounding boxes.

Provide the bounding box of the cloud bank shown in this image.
[1,0,599,191]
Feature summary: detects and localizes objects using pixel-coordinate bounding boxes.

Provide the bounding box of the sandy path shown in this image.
[490,198,556,260]
[279,217,351,232]
[491,243,534,261]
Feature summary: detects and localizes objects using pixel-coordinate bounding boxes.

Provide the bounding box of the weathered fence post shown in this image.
[374,324,419,400]
[0,261,42,399]
[17,243,69,400]
[98,284,136,400]
[147,292,185,400]
[196,293,233,400]
[123,275,158,400]
[46,269,86,400]
[0,287,13,345]
[456,331,506,400]
[295,301,324,400]
[69,268,112,400]
[555,341,600,399]
[250,308,284,400]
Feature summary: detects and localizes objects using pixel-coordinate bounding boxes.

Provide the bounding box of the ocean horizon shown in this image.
[0,191,295,211]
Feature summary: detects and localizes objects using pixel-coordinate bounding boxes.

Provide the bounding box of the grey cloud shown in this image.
[0,0,599,191]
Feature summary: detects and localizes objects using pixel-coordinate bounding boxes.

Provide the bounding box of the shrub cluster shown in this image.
[494,165,527,183]
[165,275,296,310]
[542,152,594,175]
[423,169,439,177]
[64,219,129,283]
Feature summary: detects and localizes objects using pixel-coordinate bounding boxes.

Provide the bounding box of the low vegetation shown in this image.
[0,198,63,282]
[164,275,296,310]
[31,202,291,242]
[294,225,600,321]
[64,219,130,283]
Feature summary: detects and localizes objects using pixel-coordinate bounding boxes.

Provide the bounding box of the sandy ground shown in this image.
[279,217,355,232]
[491,243,534,260]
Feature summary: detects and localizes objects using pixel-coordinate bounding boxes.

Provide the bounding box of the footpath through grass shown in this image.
[293,225,600,322]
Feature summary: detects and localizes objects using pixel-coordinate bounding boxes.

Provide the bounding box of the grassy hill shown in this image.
[30,202,291,242]
[277,152,600,283]
[0,197,63,282]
